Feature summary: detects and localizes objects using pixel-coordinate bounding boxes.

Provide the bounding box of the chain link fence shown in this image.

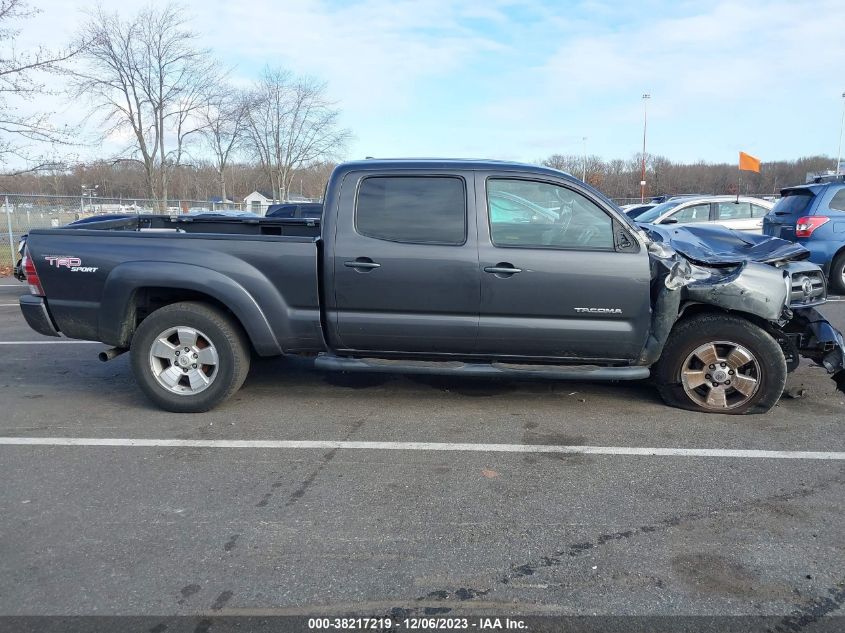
[1,194,245,269]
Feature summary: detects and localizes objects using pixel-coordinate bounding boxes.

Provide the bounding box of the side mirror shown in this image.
[662,217,678,225]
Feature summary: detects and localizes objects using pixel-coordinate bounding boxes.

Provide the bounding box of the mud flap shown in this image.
[789,308,845,395]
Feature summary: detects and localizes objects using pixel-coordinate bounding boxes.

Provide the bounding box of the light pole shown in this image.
[641,94,650,203]
[81,185,98,215]
[836,92,845,176]
[582,136,588,182]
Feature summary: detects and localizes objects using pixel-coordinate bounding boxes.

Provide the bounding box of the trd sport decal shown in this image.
[44,256,98,273]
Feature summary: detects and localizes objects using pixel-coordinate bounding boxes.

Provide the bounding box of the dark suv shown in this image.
[763,179,845,294]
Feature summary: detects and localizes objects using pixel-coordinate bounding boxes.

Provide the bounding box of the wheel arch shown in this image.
[673,301,799,370]
[677,301,772,332]
[829,245,845,288]
[98,261,283,355]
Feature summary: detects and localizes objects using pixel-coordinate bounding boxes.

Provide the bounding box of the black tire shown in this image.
[130,302,250,413]
[829,251,845,296]
[654,313,786,415]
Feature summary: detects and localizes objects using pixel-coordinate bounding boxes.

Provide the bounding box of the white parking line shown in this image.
[1,437,843,460]
[0,303,21,306]
[0,340,100,345]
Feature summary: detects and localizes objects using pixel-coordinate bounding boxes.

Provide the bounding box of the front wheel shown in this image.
[654,314,786,415]
[130,302,251,412]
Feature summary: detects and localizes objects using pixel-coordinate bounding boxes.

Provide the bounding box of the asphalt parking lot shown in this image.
[1,278,844,628]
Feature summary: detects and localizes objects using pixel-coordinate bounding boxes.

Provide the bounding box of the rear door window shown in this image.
[355,176,466,245]
[716,201,751,220]
[828,189,845,212]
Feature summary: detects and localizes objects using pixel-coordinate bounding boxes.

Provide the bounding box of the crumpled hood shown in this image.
[643,224,809,265]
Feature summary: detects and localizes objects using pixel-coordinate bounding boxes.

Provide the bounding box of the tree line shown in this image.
[4,159,336,202]
[4,152,836,205]
[543,154,836,201]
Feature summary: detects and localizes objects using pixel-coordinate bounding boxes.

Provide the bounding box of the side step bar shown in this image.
[314,354,650,381]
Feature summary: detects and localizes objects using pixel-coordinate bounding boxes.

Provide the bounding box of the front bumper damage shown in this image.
[642,224,845,394]
[786,307,845,393]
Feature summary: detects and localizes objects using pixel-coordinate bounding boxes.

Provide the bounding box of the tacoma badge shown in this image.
[574,307,623,314]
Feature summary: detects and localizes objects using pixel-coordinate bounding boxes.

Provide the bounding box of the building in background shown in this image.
[242,191,274,215]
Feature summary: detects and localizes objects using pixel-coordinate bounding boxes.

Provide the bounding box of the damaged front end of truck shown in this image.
[639,224,845,394]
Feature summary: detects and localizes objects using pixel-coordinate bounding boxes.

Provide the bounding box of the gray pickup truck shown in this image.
[18,159,845,414]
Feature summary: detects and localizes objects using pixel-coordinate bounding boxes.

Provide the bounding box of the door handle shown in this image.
[344,258,381,270]
[484,264,522,275]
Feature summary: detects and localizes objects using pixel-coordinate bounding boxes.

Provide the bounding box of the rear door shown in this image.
[474,173,651,361]
[330,171,480,354]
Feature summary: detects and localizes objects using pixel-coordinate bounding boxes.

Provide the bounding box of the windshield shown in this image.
[635,200,683,223]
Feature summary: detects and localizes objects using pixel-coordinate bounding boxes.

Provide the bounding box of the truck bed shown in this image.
[25,214,325,354]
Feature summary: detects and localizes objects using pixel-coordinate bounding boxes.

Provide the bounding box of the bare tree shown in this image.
[72,3,218,208]
[0,0,83,175]
[197,84,248,202]
[245,67,350,202]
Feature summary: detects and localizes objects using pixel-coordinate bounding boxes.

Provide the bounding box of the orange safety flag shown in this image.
[739,151,761,173]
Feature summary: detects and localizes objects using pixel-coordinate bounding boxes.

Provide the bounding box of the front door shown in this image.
[475,174,651,361]
[331,171,479,354]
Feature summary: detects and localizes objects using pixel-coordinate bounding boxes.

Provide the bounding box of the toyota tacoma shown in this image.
[18,159,845,413]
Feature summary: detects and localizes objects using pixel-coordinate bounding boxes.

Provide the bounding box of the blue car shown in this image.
[762,179,845,294]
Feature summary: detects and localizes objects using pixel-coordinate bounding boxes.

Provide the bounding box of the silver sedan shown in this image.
[635,196,774,233]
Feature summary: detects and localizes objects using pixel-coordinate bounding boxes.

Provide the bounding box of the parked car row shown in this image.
[633,196,773,233]
[624,178,845,295]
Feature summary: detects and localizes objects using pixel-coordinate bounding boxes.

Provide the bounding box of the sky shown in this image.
[12,0,845,165]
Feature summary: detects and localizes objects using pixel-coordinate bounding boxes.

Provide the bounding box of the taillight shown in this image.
[22,249,44,296]
[795,216,829,238]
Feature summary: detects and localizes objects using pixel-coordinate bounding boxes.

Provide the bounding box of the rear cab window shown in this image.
[355,176,466,245]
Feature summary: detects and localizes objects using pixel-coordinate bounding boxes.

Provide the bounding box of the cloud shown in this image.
[469,0,845,160]
[5,0,845,164]
[197,0,512,114]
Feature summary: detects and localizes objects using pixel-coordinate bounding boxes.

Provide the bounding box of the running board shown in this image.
[314,354,650,381]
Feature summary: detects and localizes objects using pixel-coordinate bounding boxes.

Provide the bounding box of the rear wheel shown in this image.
[829,251,845,295]
[654,314,786,414]
[130,302,250,412]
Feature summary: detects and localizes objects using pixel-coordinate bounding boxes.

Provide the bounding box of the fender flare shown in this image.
[98,261,283,355]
